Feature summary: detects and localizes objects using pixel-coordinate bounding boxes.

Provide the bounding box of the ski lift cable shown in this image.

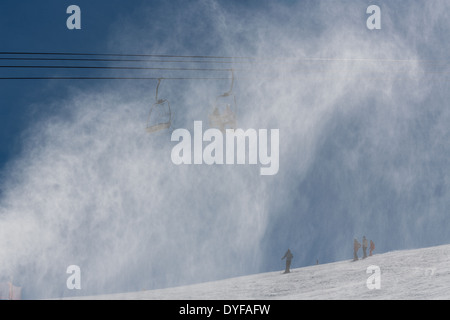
[0,57,242,64]
[3,64,449,76]
[1,73,450,81]
[2,51,448,64]
[5,56,444,67]
[3,66,450,77]
[1,56,449,80]
[0,76,234,80]
[2,52,450,78]
[0,65,236,72]
[0,51,255,60]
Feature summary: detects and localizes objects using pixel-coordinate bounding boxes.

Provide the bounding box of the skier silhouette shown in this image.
[353,238,361,261]
[281,249,293,273]
[369,240,375,256]
[362,236,368,259]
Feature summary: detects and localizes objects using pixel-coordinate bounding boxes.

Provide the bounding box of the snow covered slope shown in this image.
[68,244,450,300]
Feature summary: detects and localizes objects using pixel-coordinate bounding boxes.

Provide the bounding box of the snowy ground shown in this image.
[66,244,450,300]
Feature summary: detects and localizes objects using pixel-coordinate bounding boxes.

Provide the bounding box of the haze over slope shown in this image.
[67,244,450,300]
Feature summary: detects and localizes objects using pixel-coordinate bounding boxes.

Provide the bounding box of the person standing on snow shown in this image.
[369,240,375,256]
[353,239,361,261]
[362,236,368,259]
[282,249,293,273]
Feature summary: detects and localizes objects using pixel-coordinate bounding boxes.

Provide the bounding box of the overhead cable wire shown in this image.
[0,65,235,72]
[1,51,445,64]
[1,64,448,78]
[1,51,450,80]
[0,57,239,64]
[3,65,450,75]
[0,76,233,80]
[1,73,448,81]
[0,51,254,60]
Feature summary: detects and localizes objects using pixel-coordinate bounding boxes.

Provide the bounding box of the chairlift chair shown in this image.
[146,78,172,133]
[208,69,237,132]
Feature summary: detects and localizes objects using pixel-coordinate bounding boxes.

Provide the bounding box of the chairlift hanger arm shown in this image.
[155,78,162,103]
[218,69,235,98]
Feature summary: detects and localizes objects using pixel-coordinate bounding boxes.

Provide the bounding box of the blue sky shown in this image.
[1,0,449,299]
[0,1,145,171]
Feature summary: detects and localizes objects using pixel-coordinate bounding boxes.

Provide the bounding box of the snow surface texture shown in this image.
[64,244,450,300]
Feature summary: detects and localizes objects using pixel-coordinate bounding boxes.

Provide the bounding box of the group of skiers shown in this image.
[281,236,375,273]
[353,236,375,261]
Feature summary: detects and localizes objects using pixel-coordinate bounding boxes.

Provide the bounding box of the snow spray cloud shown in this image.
[0,83,271,299]
[1,0,450,298]
[252,0,450,266]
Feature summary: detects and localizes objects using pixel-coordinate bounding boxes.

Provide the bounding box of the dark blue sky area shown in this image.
[0,1,147,171]
[0,0,273,172]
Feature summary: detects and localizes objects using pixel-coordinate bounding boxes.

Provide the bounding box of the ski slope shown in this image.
[67,244,450,300]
